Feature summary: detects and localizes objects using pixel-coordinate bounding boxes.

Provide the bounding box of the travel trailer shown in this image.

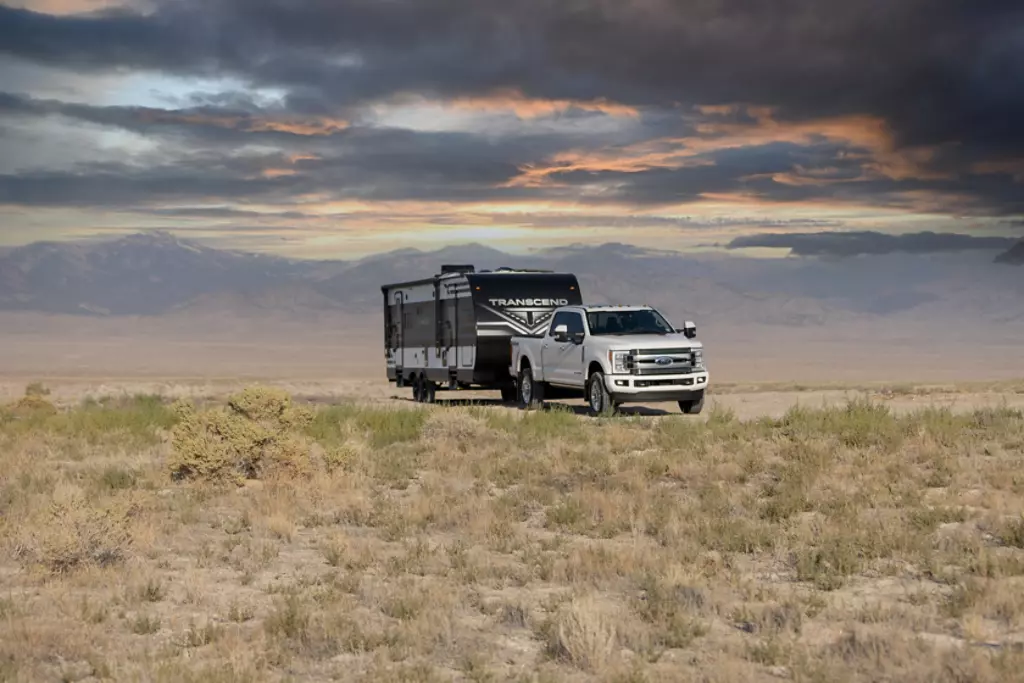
[381,265,583,402]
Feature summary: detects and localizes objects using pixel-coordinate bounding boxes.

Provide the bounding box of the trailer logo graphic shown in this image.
[479,298,570,336]
[488,298,569,308]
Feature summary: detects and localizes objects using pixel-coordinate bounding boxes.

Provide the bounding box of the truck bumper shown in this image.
[603,371,709,403]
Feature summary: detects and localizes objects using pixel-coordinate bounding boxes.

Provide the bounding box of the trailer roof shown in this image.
[379,271,465,291]
[381,269,574,291]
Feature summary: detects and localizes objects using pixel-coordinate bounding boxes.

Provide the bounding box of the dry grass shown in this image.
[712,378,1024,397]
[2,385,1024,682]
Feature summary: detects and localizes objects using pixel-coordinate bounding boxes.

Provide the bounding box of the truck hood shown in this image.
[593,334,701,350]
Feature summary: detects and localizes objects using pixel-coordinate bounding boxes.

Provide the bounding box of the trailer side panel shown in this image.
[383,270,582,390]
[468,272,582,385]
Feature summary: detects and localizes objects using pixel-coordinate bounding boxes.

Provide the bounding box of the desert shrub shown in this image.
[168,386,315,483]
[25,381,50,398]
[542,594,619,672]
[2,382,58,421]
[19,484,136,574]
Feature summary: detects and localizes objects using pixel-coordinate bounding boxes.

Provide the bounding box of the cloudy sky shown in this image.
[0,0,1022,257]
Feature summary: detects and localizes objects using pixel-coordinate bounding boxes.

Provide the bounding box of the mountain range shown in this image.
[995,240,1024,265]
[0,231,1021,329]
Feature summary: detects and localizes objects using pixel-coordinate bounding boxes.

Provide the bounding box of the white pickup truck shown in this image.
[509,304,709,415]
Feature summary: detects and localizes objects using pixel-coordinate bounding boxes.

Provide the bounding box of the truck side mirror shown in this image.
[571,331,585,345]
[681,321,697,339]
[552,324,568,342]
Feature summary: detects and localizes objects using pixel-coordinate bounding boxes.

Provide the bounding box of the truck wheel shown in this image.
[422,380,437,404]
[500,386,517,403]
[518,366,544,410]
[587,371,615,416]
[411,375,422,402]
[678,391,705,415]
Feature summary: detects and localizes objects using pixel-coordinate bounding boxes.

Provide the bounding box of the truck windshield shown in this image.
[587,309,675,335]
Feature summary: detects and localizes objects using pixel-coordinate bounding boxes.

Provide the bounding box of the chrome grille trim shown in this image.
[627,347,696,376]
[632,347,692,356]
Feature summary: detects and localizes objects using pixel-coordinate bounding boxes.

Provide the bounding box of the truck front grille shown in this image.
[629,347,696,376]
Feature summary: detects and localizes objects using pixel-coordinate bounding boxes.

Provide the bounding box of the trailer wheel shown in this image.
[518,366,544,410]
[422,380,437,404]
[411,375,422,402]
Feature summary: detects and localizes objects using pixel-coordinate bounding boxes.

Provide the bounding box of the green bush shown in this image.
[168,387,314,484]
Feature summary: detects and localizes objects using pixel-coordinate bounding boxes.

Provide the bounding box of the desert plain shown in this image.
[2,311,1024,683]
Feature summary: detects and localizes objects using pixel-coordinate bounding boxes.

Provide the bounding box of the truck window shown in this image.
[587,309,674,335]
[564,312,584,336]
[549,311,584,337]
[548,311,573,336]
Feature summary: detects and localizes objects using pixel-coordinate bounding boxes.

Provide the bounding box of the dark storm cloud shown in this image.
[0,89,659,166]
[0,123,849,208]
[1,0,1023,217]
[0,138,543,206]
[499,215,845,231]
[0,5,228,75]
[0,91,353,144]
[146,207,310,219]
[727,231,1021,257]
[1,104,1016,213]
[531,140,928,208]
[2,0,1022,158]
[0,168,300,206]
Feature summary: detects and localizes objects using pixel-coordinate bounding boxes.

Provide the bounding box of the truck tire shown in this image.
[587,371,615,416]
[411,375,422,402]
[518,366,544,410]
[421,379,437,404]
[678,391,705,415]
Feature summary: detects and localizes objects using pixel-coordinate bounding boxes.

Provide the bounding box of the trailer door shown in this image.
[443,295,457,371]
[458,292,476,370]
[392,290,405,371]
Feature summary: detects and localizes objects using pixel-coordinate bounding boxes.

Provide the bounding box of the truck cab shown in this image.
[509,305,709,415]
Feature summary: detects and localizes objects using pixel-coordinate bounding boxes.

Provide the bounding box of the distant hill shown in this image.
[995,239,1024,265]
[1,230,1022,328]
[0,231,314,315]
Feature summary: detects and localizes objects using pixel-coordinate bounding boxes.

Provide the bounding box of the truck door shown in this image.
[543,311,585,387]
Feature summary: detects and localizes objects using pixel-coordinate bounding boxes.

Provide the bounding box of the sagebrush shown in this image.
[168,386,315,483]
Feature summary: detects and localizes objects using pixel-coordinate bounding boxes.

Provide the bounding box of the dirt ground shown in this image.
[4,311,1024,682]
[3,375,1023,423]
[3,382,1024,682]
[2,309,1023,423]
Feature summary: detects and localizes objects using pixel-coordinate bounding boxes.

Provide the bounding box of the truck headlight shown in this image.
[693,349,703,367]
[608,350,630,373]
